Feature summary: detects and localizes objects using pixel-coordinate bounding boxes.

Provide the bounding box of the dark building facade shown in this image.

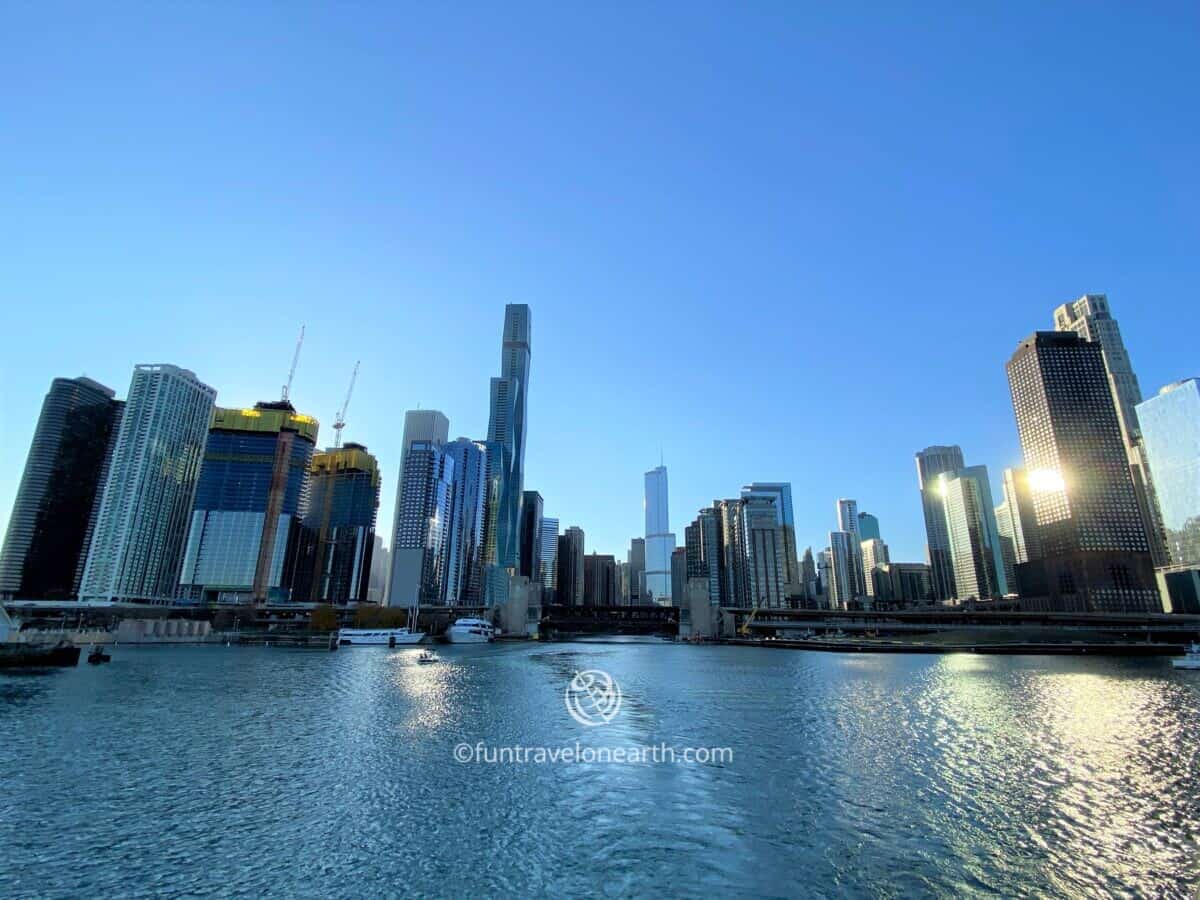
[292,443,380,604]
[519,490,544,581]
[557,526,585,606]
[1006,332,1160,612]
[583,553,618,606]
[0,377,122,600]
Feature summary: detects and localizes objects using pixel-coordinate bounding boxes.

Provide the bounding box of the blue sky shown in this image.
[2,2,1198,564]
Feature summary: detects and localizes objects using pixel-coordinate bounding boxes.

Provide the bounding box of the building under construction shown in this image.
[291,443,381,604]
[178,401,319,605]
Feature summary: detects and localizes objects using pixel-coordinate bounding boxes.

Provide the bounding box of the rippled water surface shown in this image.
[3,642,1200,897]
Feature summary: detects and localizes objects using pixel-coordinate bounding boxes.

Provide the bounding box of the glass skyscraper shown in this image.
[644,465,676,604]
[741,482,800,588]
[538,517,559,601]
[0,376,122,600]
[1137,378,1200,612]
[292,442,380,605]
[80,364,216,604]
[939,465,1008,601]
[915,444,965,601]
[442,438,488,606]
[179,402,318,605]
[389,440,454,606]
[519,490,543,581]
[1006,332,1159,612]
[485,305,531,580]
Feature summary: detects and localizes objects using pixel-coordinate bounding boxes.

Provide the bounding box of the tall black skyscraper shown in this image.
[0,377,122,600]
[1006,332,1160,612]
[519,490,543,581]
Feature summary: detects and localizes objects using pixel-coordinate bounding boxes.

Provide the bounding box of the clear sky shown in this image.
[2,2,1198,565]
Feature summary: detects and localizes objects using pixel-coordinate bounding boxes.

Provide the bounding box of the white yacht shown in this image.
[1173,643,1200,670]
[445,618,495,644]
[337,627,425,647]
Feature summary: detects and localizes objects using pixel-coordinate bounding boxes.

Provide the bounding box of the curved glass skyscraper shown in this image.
[0,376,122,600]
[485,305,530,594]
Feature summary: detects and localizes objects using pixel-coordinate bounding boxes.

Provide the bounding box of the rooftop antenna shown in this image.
[281,324,305,404]
[333,360,360,449]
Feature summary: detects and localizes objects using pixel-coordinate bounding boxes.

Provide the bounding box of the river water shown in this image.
[2,641,1198,897]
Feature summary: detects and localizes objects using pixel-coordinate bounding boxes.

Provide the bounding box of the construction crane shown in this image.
[333,360,360,448]
[281,325,305,404]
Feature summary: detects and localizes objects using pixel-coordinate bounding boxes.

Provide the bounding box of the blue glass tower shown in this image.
[485,305,531,593]
[179,402,318,604]
[1137,379,1200,612]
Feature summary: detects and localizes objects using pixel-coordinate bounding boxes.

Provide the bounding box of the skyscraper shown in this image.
[80,364,216,604]
[799,546,818,601]
[1054,294,1167,564]
[915,445,966,601]
[685,506,724,607]
[741,483,800,589]
[717,499,749,607]
[556,526,585,606]
[442,438,488,605]
[387,410,449,599]
[627,537,646,602]
[743,495,785,608]
[485,304,531,576]
[939,465,1007,601]
[292,442,380,604]
[671,546,688,609]
[583,553,618,606]
[835,498,867,598]
[1006,332,1159,612]
[519,490,544,581]
[826,532,856,609]
[538,517,559,602]
[994,467,1038,596]
[860,537,890,599]
[857,512,881,542]
[179,402,319,605]
[644,465,676,604]
[388,440,454,607]
[1137,378,1200,612]
[0,377,122,601]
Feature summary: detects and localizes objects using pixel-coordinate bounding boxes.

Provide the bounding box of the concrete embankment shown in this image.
[728,637,1185,656]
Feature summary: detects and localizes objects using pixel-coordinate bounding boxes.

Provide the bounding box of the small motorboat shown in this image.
[87,646,111,665]
[1172,642,1200,670]
[417,650,439,665]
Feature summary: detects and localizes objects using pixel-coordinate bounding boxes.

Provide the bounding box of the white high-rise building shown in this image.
[835,498,867,597]
[860,537,890,598]
[79,364,216,604]
[644,465,676,604]
[827,532,856,609]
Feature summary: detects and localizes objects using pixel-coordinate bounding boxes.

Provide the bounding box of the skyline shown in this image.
[2,297,1192,568]
[2,3,1199,563]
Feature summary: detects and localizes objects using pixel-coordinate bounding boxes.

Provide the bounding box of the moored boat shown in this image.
[1173,642,1200,670]
[445,618,495,644]
[337,627,425,647]
[0,641,81,669]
